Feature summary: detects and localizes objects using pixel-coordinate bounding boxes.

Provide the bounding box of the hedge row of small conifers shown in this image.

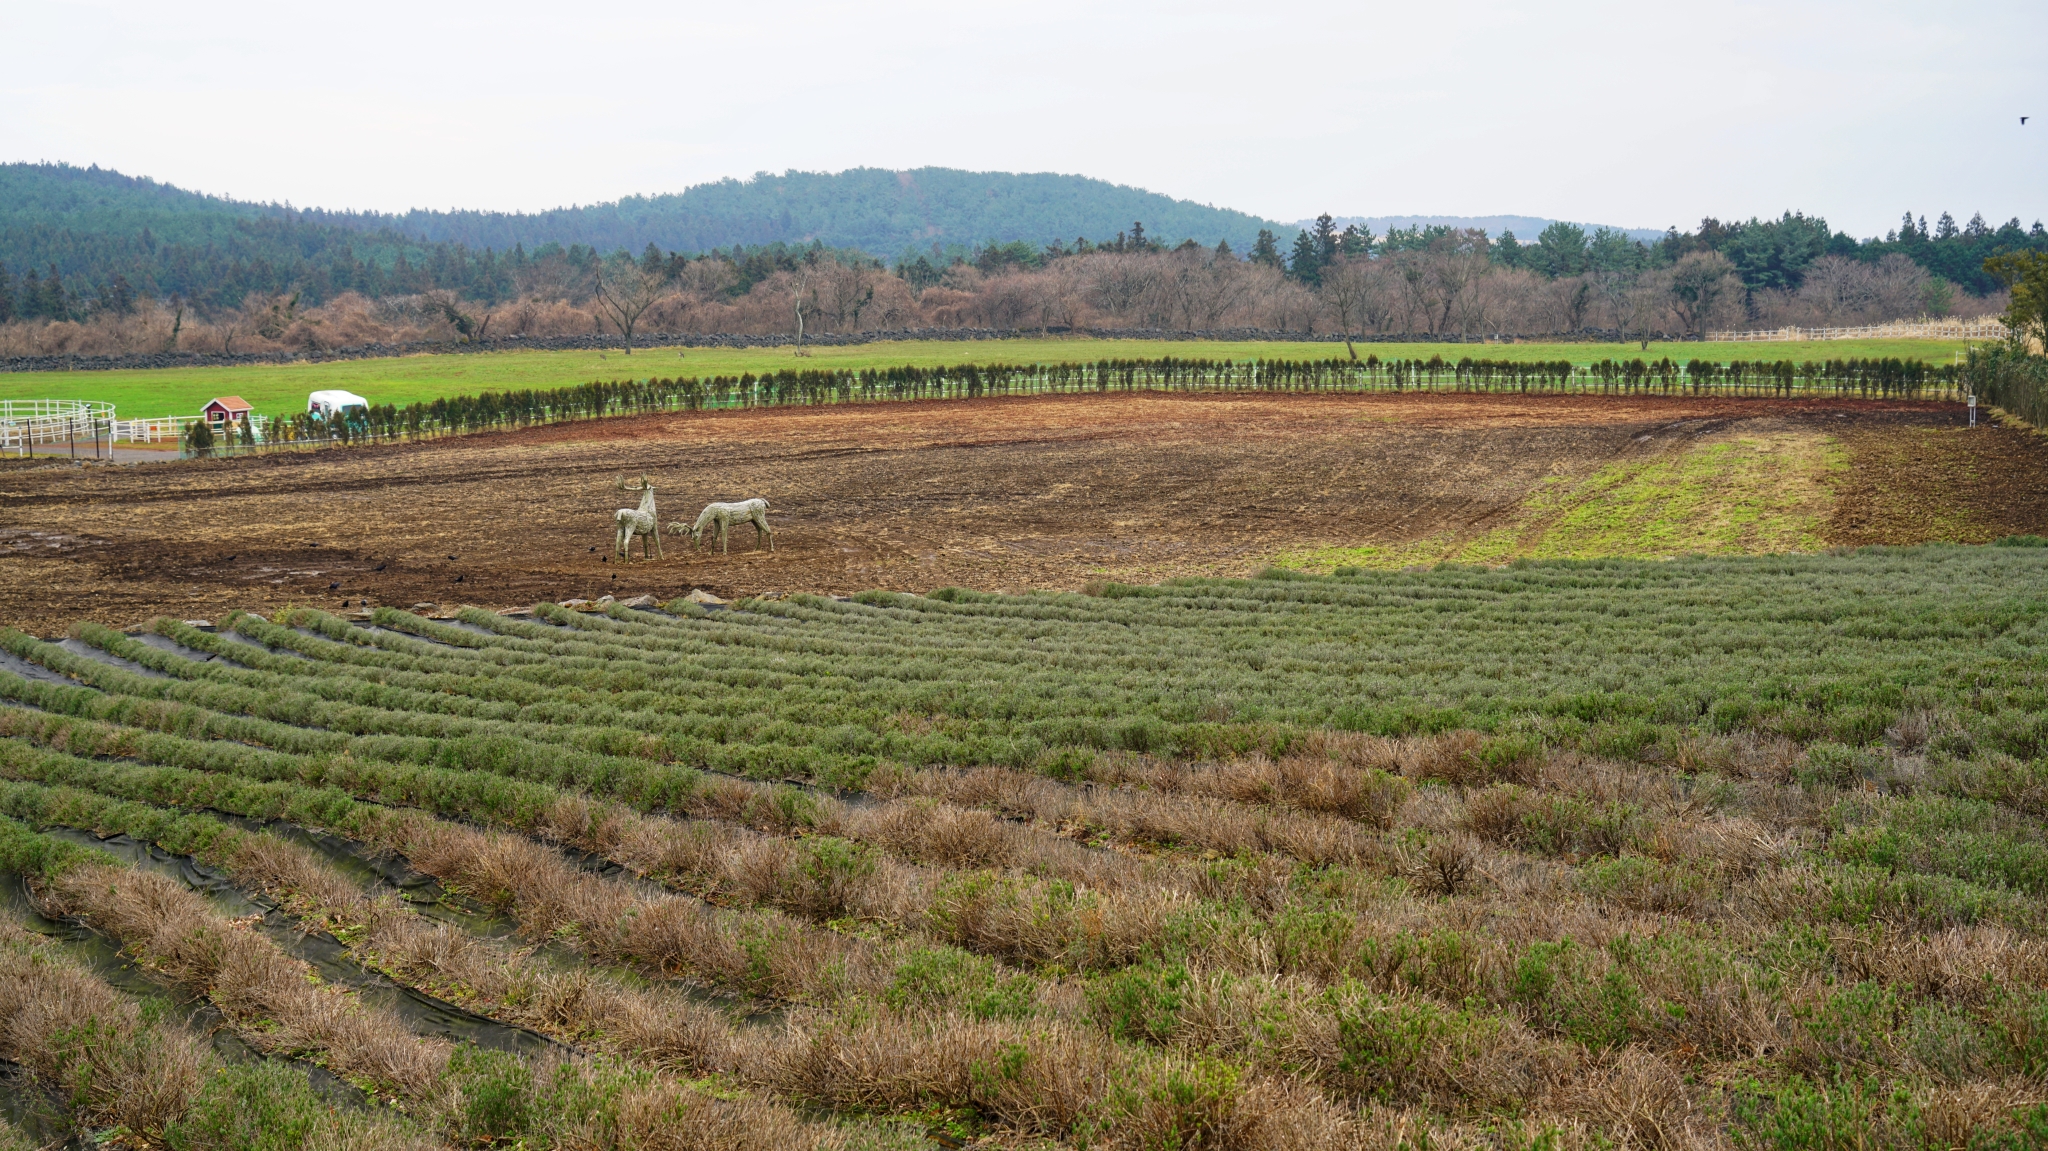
[1964,343,2048,428]
[298,353,1964,441]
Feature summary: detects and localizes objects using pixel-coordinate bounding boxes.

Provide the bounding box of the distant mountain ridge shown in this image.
[0,161,1677,311]
[1296,215,1668,243]
[313,168,1289,256]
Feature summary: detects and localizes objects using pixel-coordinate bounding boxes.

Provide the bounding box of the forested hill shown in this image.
[0,162,1281,309]
[0,163,473,308]
[308,168,1287,258]
[4,162,2040,316]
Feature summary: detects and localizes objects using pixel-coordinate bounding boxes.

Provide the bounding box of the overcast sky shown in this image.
[4,0,2042,239]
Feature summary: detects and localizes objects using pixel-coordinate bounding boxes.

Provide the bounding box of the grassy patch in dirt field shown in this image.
[0,335,1978,418]
[1289,430,1850,570]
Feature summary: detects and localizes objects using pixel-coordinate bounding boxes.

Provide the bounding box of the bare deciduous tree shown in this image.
[593,255,674,354]
[1258,272,1320,332]
[1157,246,1250,330]
[1603,269,1670,348]
[1318,255,1377,358]
[1084,254,1158,324]
[423,290,491,343]
[1397,230,1491,335]
[1537,276,1592,333]
[1031,261,1086,332]
[817,259,879,332]
[1667,251,1743,336]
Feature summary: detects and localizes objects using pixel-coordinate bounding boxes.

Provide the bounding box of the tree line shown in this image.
[6,187,2041,358]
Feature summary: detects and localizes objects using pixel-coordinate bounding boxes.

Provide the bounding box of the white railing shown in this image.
[2,402,274,454]
[0,399,117,453]
[112,415,197,444]
[1705,317,2009,343]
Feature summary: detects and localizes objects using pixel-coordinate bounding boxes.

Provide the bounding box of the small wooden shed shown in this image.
[201,396,252,428]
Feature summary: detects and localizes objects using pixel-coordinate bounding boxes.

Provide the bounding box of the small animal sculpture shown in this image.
[612,475,663,560]
[671,498,772,555]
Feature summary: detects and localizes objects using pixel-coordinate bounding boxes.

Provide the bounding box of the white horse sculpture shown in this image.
[670,498,772,555]
[613,475,663,560]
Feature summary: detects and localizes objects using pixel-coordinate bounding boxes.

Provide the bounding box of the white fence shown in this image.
[2,401,273,455]
[0,399,117,453]
[1705,317,2009,343]
[113,415,196,444]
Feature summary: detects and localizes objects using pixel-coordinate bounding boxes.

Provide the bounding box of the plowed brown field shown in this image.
[1,391,2042,629]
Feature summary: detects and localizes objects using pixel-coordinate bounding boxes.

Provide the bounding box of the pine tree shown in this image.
[1249,230,1281,267]
[1935,212,1958,241]
[45,264,69,320]
[1338,223,1372,256]
[106,274,136,315]
[1288,230,1321,283]
[1312,214,1339,267]
[1214,238,1233,259]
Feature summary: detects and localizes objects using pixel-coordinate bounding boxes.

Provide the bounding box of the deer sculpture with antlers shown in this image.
[613,475,663,560]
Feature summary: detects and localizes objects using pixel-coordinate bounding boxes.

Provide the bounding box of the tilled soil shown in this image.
[0,391,2035,630]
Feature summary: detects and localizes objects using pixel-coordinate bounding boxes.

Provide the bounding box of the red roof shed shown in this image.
[202,397,252,424]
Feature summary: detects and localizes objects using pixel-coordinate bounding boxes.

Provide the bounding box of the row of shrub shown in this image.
[278,353,1966,444]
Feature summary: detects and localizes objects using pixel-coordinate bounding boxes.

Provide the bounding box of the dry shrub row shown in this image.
[539,792,1196,971]
[27,859,839,1151]
[673,768,1160,889]
[44,862,450,1103]
[0,917,433,1151]
[179,823,1418,1146]
[1014,737,1415,825]
[0,917,210,1141]
[224,834,743,1077]
[11,682,2048,1147]
[868,763,1391,867]
[215,793,1729,1139]
[378,783,1800,1104]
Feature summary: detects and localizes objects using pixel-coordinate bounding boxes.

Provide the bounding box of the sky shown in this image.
[4,0,2043,239]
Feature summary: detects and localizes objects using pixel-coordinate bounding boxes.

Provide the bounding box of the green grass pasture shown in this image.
[0,336,1977,418]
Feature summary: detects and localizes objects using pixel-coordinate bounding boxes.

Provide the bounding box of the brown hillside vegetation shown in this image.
[0,390,2042,630]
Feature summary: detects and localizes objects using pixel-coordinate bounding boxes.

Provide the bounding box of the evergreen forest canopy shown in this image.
[0,161,2042,325]
[0,163,1280,315]
[312,167,1285,264]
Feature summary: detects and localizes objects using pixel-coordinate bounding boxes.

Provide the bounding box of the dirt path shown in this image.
[0,391,2032,630]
